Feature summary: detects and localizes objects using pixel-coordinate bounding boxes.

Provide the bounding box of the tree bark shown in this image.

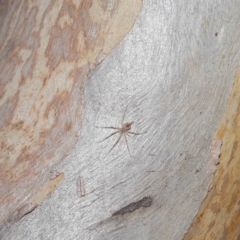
[0,0,142,225]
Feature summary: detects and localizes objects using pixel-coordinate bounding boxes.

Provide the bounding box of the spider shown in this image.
[97,108,145,156]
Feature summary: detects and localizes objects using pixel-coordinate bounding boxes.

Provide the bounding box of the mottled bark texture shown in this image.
[0,0,141,224]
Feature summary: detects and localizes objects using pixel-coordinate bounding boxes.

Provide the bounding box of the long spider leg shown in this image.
[96,126,120,130]
[98,131,119,143]
[121,106,128,125]
[128,131,146,135]
[123,134,132,157]
[108,134,123,154]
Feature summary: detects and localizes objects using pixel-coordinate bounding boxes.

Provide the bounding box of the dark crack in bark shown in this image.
[112,196,153,216]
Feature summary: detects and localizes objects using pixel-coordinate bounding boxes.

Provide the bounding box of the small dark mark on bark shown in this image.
[195,169,200,173]
[77,176,85,197]
[9,203,38,223]
[112,197,153,216]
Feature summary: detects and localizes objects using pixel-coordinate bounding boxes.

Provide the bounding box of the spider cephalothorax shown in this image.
[122,122,133,132]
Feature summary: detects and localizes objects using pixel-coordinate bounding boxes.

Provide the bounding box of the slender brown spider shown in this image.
[97,108,145,155]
